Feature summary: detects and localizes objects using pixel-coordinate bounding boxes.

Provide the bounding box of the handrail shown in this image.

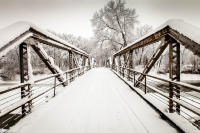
[0,21,92,129]
[117,65,200,93]
[0,82,29,95]
[113,65,200,117]
[0,65,91,119]
[0,66,90,95]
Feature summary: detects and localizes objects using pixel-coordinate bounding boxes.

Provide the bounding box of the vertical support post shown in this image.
[169,39,180,113]
[145,75,147,94]
[122,54,125,77]
[108,59,110,68]
[82,56,86,74]
[128,50,133,81]
[78,67,80,76]
[176,43,181,113]
[65,72,68,85]
[118,56,121,75]
[69,51,73,82]
[19,43,32,117]
[54,77,56,97]
[134,71,136,87]
[106,59,108,68]
[169,42,174,113]
[73,54,76,81]
[112,56,115,71]
[88,57,91,70]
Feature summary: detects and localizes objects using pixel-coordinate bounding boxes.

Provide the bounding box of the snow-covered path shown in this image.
[10,68,178,133]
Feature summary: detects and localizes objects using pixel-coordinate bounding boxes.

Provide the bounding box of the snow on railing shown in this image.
[0,21,89,58]
[114,19,200,57]
[37,44,66,82]
[0,21,92,131]
[112,65,200,130]
[0,66,91,129]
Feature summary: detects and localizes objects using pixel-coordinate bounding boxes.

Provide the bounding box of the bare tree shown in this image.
[134,25,152,65]
[91,0,138,50]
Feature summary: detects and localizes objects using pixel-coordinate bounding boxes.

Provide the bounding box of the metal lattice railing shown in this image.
[111,65,200,129]
[0,66,91,130]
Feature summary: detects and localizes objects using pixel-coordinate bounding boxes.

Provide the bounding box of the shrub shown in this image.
[1,65,18,81]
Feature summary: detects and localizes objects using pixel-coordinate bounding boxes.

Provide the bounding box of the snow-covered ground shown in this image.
[9,68,178,133]
[113,70,200,133]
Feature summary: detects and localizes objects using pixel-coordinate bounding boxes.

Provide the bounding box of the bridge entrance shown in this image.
[0,20,200,133]
[9,68,178,133]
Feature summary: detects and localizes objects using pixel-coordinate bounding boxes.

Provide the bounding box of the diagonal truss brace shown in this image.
[31,43,67,86]
[135,36,172,86]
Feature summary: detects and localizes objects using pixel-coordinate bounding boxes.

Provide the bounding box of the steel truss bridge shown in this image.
[0,20,200,133]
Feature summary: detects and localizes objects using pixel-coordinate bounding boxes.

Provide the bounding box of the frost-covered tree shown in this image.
[59,34,95,54]
[134,25,152,65]
[91,0,138,50]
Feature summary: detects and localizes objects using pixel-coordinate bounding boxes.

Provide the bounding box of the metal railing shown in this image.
[112,65,200,128]
[0,66,91,130]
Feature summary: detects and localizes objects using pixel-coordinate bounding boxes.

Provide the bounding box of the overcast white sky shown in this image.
[0,0,200,38]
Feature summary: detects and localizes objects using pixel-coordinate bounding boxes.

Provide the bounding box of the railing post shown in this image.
[119,66,121,75]
[69,51,73,82]
[118,56,121,75]
[112,56,115,71]
[65,72,68,86]
[145,75,147,94]
[122,67,123,77]
[54,76,56,97]
[129,70,132,81]
[122,54,127,78]
[78,68,80,76]
[88,57,91,70]
[128,50,133,81]
[134,71,136,87]
[127,68,129,80]
[75,69,77,79]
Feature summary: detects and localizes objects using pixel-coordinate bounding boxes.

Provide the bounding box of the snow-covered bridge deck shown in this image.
[10,68,177,133]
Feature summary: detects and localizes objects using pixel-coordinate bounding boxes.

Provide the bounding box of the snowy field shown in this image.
[8,68,178,133]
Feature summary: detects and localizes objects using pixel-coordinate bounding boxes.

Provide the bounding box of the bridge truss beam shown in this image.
[111,35,183,114]
[169,40,180,113]
[0,22,92,128]
[19,43,32,116]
